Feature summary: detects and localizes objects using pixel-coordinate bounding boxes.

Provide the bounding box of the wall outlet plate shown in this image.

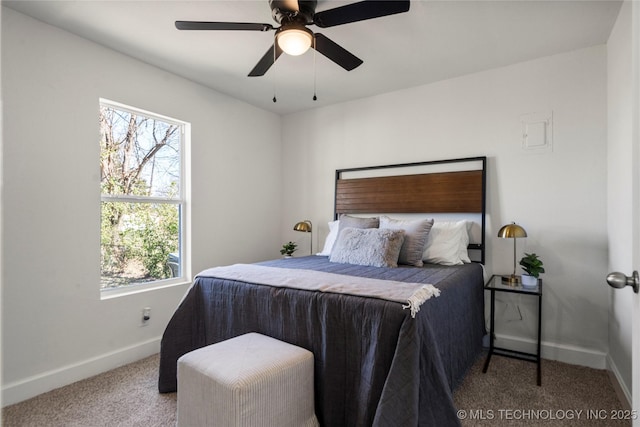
[142,307,151,324]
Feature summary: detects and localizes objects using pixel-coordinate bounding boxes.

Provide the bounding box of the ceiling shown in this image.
[3,0,623,115]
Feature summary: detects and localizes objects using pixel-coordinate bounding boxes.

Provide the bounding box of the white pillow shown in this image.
[379,216,434,267]
[316,220,339,256]
[422,221,470,265]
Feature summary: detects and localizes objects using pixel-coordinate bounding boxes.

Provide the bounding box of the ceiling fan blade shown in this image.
[313,0,410,28]
[313,33,363,71]
[175,21,274,31]
[248,43,284,76]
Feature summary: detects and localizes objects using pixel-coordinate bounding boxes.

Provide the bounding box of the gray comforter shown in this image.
[159,256,485,426]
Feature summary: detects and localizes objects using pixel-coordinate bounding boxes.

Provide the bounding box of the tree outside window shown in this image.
[99,100,186,290]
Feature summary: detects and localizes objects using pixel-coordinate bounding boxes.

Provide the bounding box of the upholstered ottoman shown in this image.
[177,332,319,427]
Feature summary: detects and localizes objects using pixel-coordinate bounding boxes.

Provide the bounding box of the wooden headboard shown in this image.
[334,156,487,263]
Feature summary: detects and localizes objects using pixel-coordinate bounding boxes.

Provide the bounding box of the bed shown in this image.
[159,156,487,427]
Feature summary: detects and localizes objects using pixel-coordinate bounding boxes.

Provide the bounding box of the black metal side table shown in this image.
[482,274,542,386]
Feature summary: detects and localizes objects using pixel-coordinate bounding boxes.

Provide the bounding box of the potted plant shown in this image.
[280,241,297,258]
[519,252,544,288]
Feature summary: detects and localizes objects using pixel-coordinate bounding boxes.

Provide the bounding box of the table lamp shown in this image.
[498,222,527,284]
[294,220,313,255]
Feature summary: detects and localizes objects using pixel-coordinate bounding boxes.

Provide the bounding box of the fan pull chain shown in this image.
[272,41,277,103]
[312,36,317,101]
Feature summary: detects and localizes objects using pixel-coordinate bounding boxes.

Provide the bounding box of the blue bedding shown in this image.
[158,256,485,426]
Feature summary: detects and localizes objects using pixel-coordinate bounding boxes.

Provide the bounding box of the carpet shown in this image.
[3,353,630,426]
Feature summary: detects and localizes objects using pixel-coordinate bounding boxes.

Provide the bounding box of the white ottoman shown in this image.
[177,332,319,427]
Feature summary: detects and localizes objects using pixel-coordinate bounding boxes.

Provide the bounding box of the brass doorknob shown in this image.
[606,271,639,293]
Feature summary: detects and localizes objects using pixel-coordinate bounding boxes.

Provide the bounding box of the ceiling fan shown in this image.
[175,0,410,77]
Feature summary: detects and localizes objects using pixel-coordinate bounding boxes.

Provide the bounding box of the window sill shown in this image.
[100,278,191,300]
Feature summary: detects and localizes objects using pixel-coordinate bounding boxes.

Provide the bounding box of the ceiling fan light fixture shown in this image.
[277,27,313,56]
[177,0,411,76]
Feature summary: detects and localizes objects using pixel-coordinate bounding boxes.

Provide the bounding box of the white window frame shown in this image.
[99,99,191,299]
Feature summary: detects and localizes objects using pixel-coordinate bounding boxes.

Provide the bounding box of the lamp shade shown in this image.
[277,27,313,56]
[293,220,312,232]
[497,223,527,239]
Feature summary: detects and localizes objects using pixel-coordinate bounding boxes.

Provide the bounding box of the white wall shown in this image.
[1,8,282,405]
[0,3,621,407]
[281,45,610,367]
[607,0,634,406]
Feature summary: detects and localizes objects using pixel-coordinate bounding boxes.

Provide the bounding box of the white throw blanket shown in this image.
[197,264,440,318]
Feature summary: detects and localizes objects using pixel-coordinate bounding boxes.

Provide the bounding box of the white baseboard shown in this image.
[606,354,632,410]
[1,337,161,407]
[493,333,607,369]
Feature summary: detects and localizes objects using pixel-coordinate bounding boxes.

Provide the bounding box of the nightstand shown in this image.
[482,274,542,386]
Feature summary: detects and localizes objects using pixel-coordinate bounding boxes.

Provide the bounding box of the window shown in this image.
[99,99,189,293]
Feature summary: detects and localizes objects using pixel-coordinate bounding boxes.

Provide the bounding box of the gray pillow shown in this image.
[379,216,434,267]
[337,214,379,233]
[329,227,405,268]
